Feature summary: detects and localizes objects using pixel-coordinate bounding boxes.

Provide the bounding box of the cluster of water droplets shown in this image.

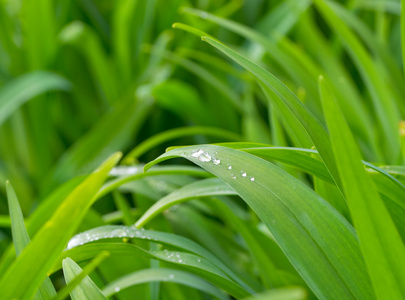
[66,226,160,250]
[188,149,255,182]
[229,168,254,182]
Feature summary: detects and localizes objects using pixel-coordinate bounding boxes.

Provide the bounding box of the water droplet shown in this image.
[231,174,236,180]
[241,172,247,177]
[178,259,183,263]
[250,177,255,181]
[191,149,211,162]
[114,287,121,292]
[169,274,175,280]
[227,165,232,170]
[213,158,220,165]
[197,258,201,262]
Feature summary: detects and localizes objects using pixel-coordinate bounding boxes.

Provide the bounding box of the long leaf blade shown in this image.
[319,77,405,299]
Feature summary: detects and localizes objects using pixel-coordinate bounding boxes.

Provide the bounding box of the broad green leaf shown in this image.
[0,153,121,299]
[102,268,228,300]
[0,71,70,126]
[144,145,373,299]
[62,257,107,300]
[319,77,405,299]
[6,181,57,299]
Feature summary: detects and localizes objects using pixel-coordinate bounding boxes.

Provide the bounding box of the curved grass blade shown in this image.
[123,126,242,164]
[102,268,228,300]
[0,153,121,299]
[97,165,211,199]
[6,181,56,299]
[135,178,236,227]
[62,257,107,300]
[319,77,405,299]
[56,242,251,299]
[66,225,254,293]
[188,32,341,189]
[54,251,109,300]
[0,71,70,126]
[144,145,373,299]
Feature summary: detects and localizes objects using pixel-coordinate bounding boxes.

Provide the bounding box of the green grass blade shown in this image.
[49,97,150,188]
[313,0,400,163]
[57,242,251,299]
[6,181,57,299]
[59,21,120,104]
[54,251,109,300]
[97,165,211,199]
[144,145,373,299]
[319,77,405,299]
[243,287,306,300]
[62,257,107,300]
[0,71,70,126]
[123,126,242,164]
[0,153,121,299]
[66,225,253,293]
[135,178,236,227]
[6,181,31,256]
[102,268,228,300]
[193,34,341,189]
[402,0,405,76]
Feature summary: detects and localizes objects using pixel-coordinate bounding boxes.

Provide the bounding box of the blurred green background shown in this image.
[0,0,403,264]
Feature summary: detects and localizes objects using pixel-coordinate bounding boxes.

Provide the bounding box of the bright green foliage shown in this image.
[0,1,404,299]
